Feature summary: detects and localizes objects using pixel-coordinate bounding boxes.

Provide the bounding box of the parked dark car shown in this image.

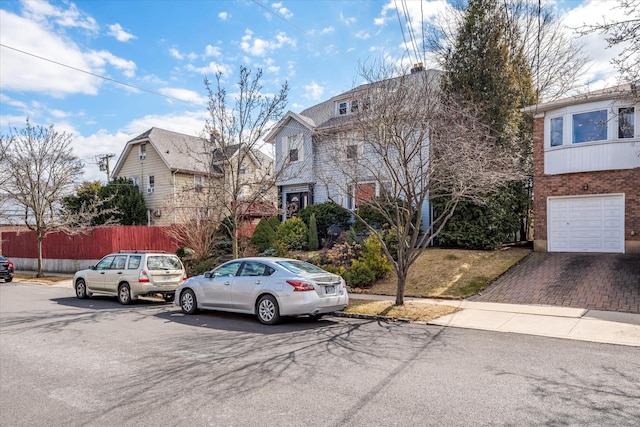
[0,256,15,282]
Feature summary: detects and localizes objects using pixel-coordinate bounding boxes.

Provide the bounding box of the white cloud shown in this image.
[339,12,356,25]
[204,44,222,57]
[86,50,137,78]
[218,11,230,21]
[169,47,197,61]
[50,109,71,118]
[240,29,296,57]
[0,10,101,96]
[158,88,207,105]
[303,81,324,100]
[272,2,293,19]
[22,0,98,32]
[122,111,208,140]
[558,0,630,89]
[169,47,184,60]
[186,62,233,77]
[355,30,371,40]
[108,23,136,42]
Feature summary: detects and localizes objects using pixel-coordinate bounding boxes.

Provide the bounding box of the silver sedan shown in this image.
[175,257,349,324]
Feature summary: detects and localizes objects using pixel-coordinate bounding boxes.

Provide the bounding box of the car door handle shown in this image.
[224,281,231,286]
[117,272,122,274]
[100,272,105,275]
[254,280,261,285]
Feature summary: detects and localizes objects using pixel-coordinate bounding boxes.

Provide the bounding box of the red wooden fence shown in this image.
[2,226,181,260]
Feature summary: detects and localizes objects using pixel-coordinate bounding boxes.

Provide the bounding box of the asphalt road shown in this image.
[1,282,639,426]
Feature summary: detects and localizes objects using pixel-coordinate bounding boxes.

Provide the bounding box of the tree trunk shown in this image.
[232,227,239,259]
[395,273,406,306]
[36,233,44,278]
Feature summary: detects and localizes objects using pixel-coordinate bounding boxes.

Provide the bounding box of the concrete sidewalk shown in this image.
[350,294,640,347]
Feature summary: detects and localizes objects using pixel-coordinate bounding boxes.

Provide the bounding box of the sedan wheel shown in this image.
[118,284,132,305]
[75,279,87,299]
[180,289,197,315]
[256,295,280,325]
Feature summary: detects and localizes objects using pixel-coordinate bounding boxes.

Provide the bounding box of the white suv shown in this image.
[73,251,186,304]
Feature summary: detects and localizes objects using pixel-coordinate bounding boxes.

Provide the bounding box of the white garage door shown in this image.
[548,195,625,253]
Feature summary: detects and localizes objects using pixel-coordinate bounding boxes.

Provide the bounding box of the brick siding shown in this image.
[533,117,640,252]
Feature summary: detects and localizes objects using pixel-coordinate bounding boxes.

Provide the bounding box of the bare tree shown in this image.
[316,65,523,305]
[176,66,288,259]
[577,0,640,89]
[2,120,115,277]
[423,0,588,102]
[164,190,225,262]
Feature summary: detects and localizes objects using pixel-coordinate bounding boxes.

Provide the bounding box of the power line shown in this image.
[0,43,207,108]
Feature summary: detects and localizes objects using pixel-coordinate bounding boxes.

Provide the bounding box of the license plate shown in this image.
[325,285,335,294]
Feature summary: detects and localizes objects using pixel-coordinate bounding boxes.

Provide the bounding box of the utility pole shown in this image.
[95,153,116,182]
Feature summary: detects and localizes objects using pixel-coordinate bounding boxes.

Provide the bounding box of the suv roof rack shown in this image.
[118,250,167,254]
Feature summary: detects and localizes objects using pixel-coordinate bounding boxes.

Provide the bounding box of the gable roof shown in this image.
[263,111,315,144]
[113,127,271,177]
[112,127,221,177]
[265,68,442,141]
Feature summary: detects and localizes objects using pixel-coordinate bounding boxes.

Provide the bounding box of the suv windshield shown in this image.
[147,255,182,270]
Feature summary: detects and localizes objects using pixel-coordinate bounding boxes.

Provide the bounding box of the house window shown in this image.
[139,144,146,160]
[239,166,246,175]
[550,117,563,147]
[132,176,140,188]
[287,134,303,162]
[346,144,358,159]
[194,176,203,193]
[338,102,348,115]
[351,100,359,113]
[147,175,155,193]
[572,110,607,143]
[619,107,635,138]
[346,185,354,210]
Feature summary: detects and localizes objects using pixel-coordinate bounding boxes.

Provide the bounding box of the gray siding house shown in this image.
[265,67,437,230]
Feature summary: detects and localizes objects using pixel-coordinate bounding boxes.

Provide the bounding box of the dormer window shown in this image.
[339,102,348,115]
[351,100,359,113]
[139,143,146,160]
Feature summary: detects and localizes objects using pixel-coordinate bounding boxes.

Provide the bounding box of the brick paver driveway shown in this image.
[473,253,640,313]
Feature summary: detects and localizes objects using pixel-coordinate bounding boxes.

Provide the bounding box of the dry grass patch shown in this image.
[343,299,460,322]
[355,246,531,299]
[13,274,71,285]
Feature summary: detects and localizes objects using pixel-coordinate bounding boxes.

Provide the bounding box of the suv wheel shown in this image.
[118,283,132,305]
[75,279,88,299]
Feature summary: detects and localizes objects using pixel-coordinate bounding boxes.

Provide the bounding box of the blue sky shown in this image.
[0,0,629,183]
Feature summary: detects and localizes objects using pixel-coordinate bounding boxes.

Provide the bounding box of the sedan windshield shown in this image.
[277,260,326,274]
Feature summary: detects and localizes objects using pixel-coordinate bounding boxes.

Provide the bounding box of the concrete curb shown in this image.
[349,294,640,347]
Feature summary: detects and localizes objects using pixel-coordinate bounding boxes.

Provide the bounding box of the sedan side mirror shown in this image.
[204,271,212,279]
